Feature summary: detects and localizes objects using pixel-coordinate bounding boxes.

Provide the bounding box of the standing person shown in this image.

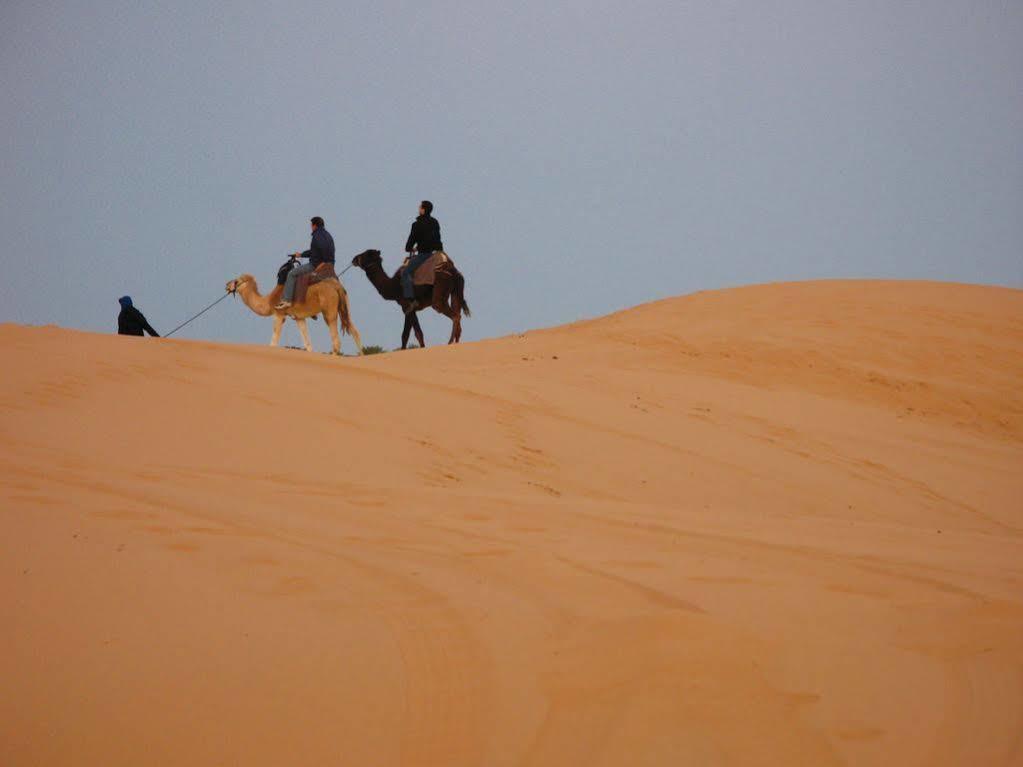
[117,296,160,337]
[402,200,443,313]
[276,216,335,310]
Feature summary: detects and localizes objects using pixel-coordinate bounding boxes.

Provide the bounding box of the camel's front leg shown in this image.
[270,313,285,347]
[412,313,426,348]
[296,318,314,352]
[401,314,414,349]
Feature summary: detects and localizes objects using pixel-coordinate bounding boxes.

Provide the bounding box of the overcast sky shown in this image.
[2,0,1020,349]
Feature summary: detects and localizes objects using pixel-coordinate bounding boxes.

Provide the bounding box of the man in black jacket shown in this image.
[277,216,335,310]
[117,296,160,337]
[402,200,443,313]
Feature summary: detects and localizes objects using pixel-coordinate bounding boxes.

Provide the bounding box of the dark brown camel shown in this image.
[351,249,470,346]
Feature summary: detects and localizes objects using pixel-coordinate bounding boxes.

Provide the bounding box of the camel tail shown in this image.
[454,270,471,318]
[335,282,364,354]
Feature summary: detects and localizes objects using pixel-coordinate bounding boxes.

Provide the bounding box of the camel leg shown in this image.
[431,302,455,344]
[451,294,463,342]
[325,311,341,355]
[296,318,314,352]
[270,314,285,347]
[432,281,459,345]
[349,320,363,355]
[443,310,458,344]
[401,315,413,350]
[337,291,363,355]
[412,313,426,348]
[447,283,463,343]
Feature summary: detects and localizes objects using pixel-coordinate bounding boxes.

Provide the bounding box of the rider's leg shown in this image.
[402,252,432,300]
[281,262,315,304]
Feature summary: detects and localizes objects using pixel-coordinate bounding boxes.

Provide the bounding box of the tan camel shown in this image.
[225,274,363,355]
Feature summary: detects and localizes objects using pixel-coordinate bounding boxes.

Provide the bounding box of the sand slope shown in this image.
[2,280,1021,766]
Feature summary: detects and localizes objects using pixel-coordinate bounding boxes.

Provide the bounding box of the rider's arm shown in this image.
[135,309,160,337]
[295,231,314,259]
[405,222,417,253]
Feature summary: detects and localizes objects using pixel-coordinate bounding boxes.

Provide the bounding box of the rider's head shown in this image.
[419,200,433,216]
[310,216,324,230]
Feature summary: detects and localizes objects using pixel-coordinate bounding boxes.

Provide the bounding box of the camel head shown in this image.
[225,274,255,294]
[351,249,382,270]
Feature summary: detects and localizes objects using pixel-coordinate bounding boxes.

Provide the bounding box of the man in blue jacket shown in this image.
[277,216,334,309]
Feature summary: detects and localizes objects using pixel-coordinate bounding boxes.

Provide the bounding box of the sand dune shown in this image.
[2,280,1021,766]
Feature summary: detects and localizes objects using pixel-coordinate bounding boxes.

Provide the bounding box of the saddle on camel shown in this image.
[400,251,451,295]
[278,258,339,305]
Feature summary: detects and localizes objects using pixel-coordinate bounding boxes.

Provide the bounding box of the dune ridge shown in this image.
[2,280,1021,766]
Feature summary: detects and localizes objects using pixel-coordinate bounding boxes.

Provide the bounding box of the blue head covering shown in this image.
[118,296,133,309]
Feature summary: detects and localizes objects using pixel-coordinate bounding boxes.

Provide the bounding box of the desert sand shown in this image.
[2,280,1021,766]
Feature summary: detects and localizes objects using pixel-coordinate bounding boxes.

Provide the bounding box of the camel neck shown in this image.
[239,281,280,317]
[364,261,399,301]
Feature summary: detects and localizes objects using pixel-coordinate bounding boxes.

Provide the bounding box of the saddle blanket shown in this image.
[295,264,338,303]
[401,251,450,287]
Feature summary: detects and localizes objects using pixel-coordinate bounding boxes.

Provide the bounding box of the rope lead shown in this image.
[165,262,353,339]
[164,291,233,338]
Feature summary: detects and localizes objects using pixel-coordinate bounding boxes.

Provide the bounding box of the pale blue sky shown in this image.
[2,1,1020,348]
